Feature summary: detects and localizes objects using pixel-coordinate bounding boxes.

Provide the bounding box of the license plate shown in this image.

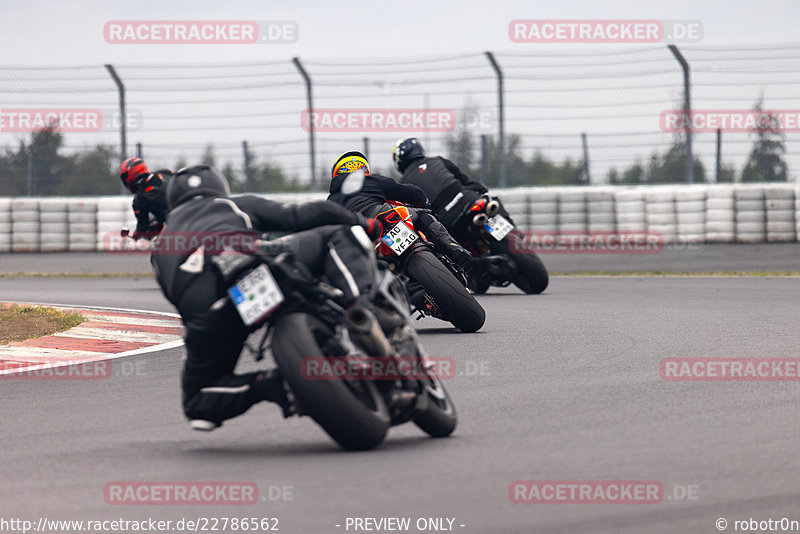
[381,221,419,255]
[485,214,514,241]
[228,264,284,326]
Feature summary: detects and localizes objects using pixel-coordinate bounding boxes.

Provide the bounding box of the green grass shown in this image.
[0,304,85,345]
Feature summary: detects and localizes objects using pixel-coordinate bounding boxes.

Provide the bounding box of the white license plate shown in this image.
[485,214,514,241]
[381,221,419,255]
[228,264,284,326]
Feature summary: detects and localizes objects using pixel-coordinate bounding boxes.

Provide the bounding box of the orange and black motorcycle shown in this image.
[373,201,485,333]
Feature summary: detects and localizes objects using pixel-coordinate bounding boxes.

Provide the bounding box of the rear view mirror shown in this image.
[340,169,366,196]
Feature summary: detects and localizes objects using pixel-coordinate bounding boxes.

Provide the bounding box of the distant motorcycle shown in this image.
[459,195,548,295]
[374,201,485,333]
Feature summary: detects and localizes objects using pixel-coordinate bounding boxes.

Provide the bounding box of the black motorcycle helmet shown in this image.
[392,137,425,173]
[166,165,230,210]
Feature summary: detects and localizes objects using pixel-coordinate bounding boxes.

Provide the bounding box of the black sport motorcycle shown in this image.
[210,231,457,451]
[458,194,549,295]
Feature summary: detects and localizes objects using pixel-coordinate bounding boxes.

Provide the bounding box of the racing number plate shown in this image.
[485,214,514,241]
[228,264,284,326]
[381,221,419,255]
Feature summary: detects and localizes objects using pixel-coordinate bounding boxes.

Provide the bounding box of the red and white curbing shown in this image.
[0,302,184,376]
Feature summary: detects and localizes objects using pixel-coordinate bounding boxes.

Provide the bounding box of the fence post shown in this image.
[479,134,488,184]
[292,57,317,191]
[135,142,143,159]
[363,137,370,162]
[105,64,127,194]
[243,141,252,193]
[667,45,693,184]
[581,132,591,184]
[715,128,721,183]
[26,141,33,197]
[484,52,506,188]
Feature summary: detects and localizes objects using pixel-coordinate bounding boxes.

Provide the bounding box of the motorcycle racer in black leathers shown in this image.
[327,151,473,269]
[392,138,497,241]
[152,165,382,431]
[393,137,548,295]
[119,157,172,240]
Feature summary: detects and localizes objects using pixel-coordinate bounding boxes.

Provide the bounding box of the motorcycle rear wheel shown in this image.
[271,313,390,451]
[509,250,549,294]
[405,250,485,333]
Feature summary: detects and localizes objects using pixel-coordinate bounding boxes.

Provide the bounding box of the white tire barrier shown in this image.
[39,197,70,250]
[0,198,10,252]
[68,198,98,252]
[645,188,677,244]
[615,189,646,232]
[676,187,706,244]
[587,189,616,232]
[527,189,558,231]
[705,186,735,242]
[557,189,587,233]
[4,186,800,253]
[11,198,40,252]
[765,185,796,242]
[734,186,765,243]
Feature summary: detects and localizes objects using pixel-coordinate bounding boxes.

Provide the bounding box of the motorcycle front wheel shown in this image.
[413,369,457,438]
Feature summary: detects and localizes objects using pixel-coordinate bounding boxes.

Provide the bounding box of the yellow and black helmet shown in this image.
[331,151,370,180]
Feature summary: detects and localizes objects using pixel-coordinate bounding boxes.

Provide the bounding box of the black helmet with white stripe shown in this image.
[392,137,426,173]
[166,165,230,209]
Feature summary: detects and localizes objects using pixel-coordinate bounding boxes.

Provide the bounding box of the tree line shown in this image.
[0,99,789,196]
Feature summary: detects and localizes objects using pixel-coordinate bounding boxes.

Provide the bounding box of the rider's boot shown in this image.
[251,369,292,417]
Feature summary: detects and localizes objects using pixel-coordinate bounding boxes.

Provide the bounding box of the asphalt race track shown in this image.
[2,247,800,533]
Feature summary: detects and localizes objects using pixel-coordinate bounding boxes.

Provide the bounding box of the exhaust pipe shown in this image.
[485,200,500,218]
[472,213,488,226]
[345,306,392,358]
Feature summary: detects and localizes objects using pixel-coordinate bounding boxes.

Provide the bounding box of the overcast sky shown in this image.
[1,0,798,185]
[1,0,797,64]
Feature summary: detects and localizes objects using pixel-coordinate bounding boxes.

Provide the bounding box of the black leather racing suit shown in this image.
[398,156,510,242]
[131,171,170,237]
[152,194,373,426]
[328,173,471,265]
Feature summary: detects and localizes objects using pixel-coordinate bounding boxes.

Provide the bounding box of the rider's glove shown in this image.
[411,196,430,209]
[465,182,489,194]
[131,230,156,241]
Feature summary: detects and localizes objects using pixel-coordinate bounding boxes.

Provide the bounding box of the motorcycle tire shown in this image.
[405,250,485,333]
[271,312,390,451]
[467,275,490,295]
[413,369,458,438]
[509,250,549,294]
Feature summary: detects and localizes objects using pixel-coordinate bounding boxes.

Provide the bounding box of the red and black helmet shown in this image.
[120,158,150,192]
